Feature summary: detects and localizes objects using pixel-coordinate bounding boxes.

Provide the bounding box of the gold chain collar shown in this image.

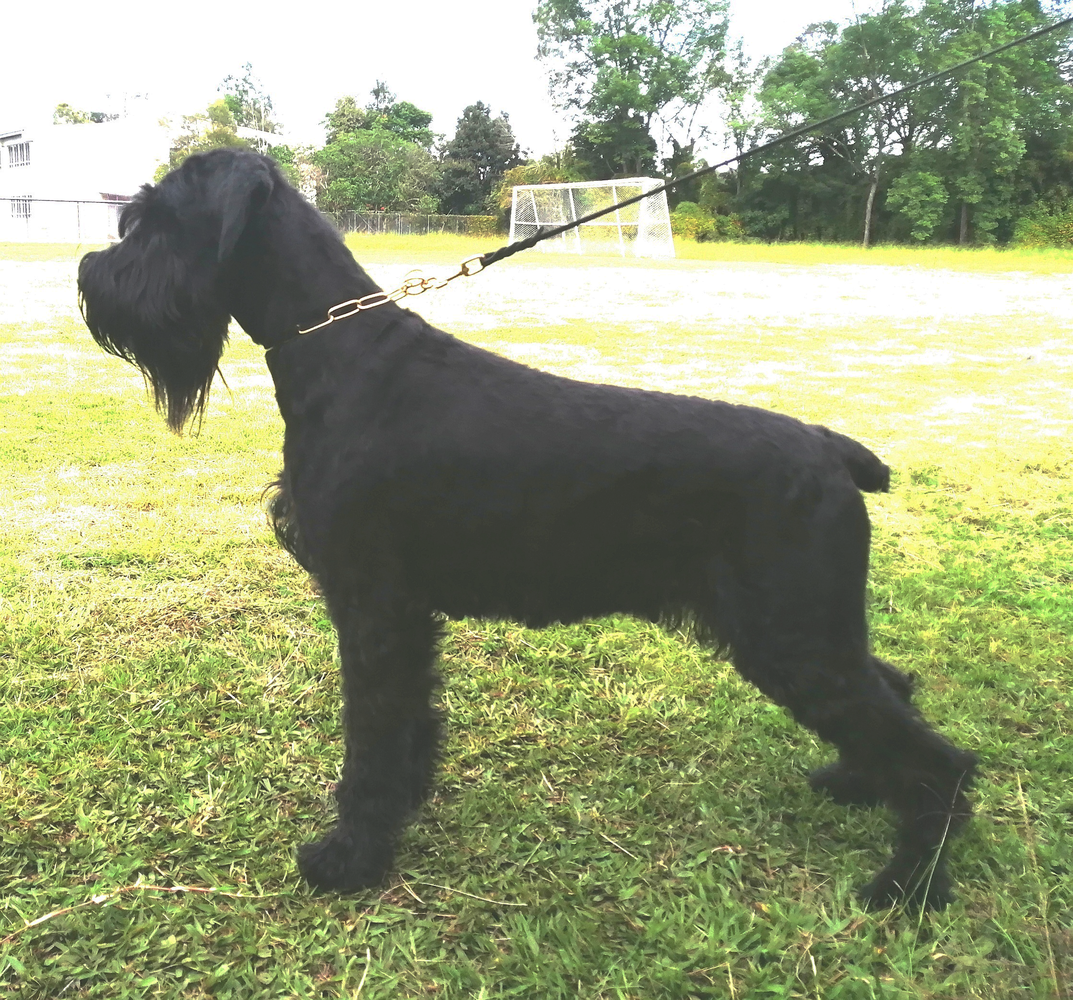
[297,254,487,336]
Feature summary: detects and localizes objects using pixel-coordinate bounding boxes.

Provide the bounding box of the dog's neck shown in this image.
[225,190,382,351]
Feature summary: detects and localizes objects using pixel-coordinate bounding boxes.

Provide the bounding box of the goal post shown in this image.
[509,178,675,259]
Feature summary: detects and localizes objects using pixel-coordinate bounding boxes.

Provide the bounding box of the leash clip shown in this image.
[459,255,485,277]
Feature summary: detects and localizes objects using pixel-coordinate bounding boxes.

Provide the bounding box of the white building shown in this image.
[0,118,170,242]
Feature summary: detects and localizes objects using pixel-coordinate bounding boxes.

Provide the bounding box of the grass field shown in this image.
[1,236,1071,999]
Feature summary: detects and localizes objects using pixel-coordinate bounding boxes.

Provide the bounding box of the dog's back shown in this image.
[269,315,889,632]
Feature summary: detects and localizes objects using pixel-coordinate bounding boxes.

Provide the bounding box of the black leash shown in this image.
[477,13,1073,270]
[296,13,1072,341]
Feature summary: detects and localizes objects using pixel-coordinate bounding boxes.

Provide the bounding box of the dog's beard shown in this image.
[79,240,230,433]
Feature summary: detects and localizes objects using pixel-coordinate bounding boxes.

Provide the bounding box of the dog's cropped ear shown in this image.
[218,158,275,262]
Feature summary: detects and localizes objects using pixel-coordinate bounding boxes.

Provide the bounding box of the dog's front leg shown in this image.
[298,584,442,892]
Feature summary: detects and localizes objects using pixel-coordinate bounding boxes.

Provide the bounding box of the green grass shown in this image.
[9,234,1071,273]
[672,240,1073,272]
[0,243,108,262]
[1,239,1071,998]
[335,231,1073,273]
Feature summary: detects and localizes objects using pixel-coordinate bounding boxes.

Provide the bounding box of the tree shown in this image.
[158,99,250,178]
[493,149,585,219]
[219,62,279,134]
[324,95,368,144]
[535,0,730,177]
[314,131,438,214]
[571,112,658,177]
[749,0,1073,245]
[437,103,523,214]
[886,169,949,239]
[914,0,1071,243]
[324,84,436,148]
[878,0,1073,243]
[758,3,935,246]
[265,144,306,189]
[716,41,772,196]
[53,103,118,124]
[381,102,437,149]
[316,84,440,213]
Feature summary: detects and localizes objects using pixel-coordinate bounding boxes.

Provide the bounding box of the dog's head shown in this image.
[78,149,278,432]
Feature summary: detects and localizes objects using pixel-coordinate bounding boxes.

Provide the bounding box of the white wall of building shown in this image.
[0,117,170,241]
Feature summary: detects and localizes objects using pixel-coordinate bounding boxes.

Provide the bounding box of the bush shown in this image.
[712,214,747,240]
[267,144,300,187]
[1013,203,1073,248]
[464,215,501,237]
[670,202,746,242]
[670,201,714,241]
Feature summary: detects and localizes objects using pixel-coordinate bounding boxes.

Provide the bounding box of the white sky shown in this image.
[3,0,865,158]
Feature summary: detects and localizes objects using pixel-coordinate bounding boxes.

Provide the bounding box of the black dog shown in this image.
[78,149,976,909]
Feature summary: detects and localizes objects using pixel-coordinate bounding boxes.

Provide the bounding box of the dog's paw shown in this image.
[857,867,955,912]
[297,829,392,893]
[808,762,883,808]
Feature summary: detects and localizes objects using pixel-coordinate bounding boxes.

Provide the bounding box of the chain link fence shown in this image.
[0,200,500,244]
[324,211,499,238]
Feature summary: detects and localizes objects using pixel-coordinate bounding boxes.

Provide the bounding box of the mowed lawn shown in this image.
[1,236,1071,999]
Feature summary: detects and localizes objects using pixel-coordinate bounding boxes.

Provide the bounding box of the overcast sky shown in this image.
[3,0,866,158]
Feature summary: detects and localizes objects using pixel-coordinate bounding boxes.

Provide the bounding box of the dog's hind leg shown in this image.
[808,655,917,807]
[712,496,975,910]
[298,582,442,893]
[732,636,975,910]
[810,677,975,911]
[870,656,917,702]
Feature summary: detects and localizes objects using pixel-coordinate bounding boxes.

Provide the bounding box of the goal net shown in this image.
[509,178,675,259]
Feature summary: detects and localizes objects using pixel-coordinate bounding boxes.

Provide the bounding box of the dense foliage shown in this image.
[156,100,251,181]
[53,103,118,124]
[315,130,440,214]
[219,62,279,135]
[437,103,524,215]
[535,0,1072,246]
[143,1,1071,243]
[535,0,731,176]
[688,0,1073,245]
[315,86,521,217]
[323,83,436,148]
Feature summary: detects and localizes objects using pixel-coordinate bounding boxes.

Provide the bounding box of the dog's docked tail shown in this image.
[815,426,891,493]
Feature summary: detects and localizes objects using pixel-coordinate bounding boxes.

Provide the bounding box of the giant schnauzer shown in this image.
[78,149,976,909]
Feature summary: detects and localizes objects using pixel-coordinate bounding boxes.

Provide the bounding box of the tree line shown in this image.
[61,1,1073,245]
[714,0,1073,245]
[533,0,1073,246]
[129,66,525,224]
[315,83,523,217]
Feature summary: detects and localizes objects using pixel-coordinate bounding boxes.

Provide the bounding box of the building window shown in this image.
[11,197,31,219]
[7,142,31,168]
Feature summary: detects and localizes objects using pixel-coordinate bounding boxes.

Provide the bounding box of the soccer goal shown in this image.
[509,178,675,259]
